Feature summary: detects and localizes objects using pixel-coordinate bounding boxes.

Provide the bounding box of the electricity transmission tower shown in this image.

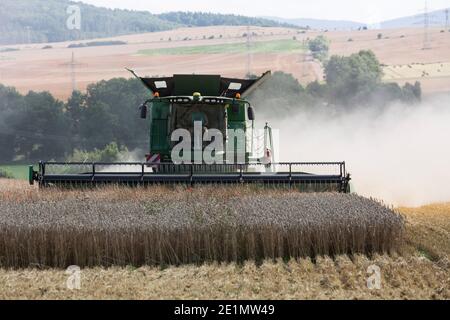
[445,9,449,29]
[246,25,253,78]
[423,1,431,50]
[414,1,433,50]
[61,52,85,92]
[25,26,31,44]
[302,42,308,78]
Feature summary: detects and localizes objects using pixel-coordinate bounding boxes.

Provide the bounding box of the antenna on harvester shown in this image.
[246,25,253,78]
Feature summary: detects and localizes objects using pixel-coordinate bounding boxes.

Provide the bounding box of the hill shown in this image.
[158,12,296,29]
[0,0,295,45]
[1,25,449,100]
[263,16,364,30]
[268,7,450,30]
[380,7,450,29]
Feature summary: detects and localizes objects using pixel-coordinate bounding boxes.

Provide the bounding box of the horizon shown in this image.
[77,0,450,24]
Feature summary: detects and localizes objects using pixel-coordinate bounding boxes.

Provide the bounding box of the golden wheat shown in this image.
[0,255,448,300]
[0,182,404,268]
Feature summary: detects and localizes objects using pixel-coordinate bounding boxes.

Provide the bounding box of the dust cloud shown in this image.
[263,93,450,207]
[98,149,149,173]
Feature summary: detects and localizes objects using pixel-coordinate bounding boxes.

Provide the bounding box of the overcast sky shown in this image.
[78,0,450,23]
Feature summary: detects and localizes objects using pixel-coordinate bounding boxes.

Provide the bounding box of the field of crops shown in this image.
[137,39,305,56]
[1,26,450,99]
[0,179,448,300]
[384,62,450,81]
[0,165,29,180]
[0,181,403,268]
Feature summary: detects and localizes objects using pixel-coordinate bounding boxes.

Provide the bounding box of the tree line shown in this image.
[0,78,149,163]
[0,50,421,163]
[0,0,296,45]
[157,12,296,28]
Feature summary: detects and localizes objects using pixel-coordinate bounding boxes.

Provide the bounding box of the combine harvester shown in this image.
[29,71,351,192]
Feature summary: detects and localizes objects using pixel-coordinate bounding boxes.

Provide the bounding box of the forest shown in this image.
[0,0,296,45]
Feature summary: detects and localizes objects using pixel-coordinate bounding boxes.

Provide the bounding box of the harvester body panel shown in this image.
[149,99,171,161]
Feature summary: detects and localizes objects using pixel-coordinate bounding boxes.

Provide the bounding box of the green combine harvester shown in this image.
[29,71,350,192]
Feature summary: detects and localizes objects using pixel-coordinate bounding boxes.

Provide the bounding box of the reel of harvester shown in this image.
[29,161,351,192]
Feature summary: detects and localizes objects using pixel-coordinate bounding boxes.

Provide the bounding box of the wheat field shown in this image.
[0,179,448,299]
[0,181,404,268]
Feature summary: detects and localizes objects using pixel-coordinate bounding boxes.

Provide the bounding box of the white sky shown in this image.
[78,0,450,23]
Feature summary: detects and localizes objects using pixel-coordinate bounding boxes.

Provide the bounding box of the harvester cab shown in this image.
[29,70,351,192]
[135,71,272,168]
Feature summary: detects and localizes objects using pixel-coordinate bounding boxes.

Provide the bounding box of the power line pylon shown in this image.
[423,1,431,50]
[246,25,253,78]
[445,8,449,29]
[60,51,85,92]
